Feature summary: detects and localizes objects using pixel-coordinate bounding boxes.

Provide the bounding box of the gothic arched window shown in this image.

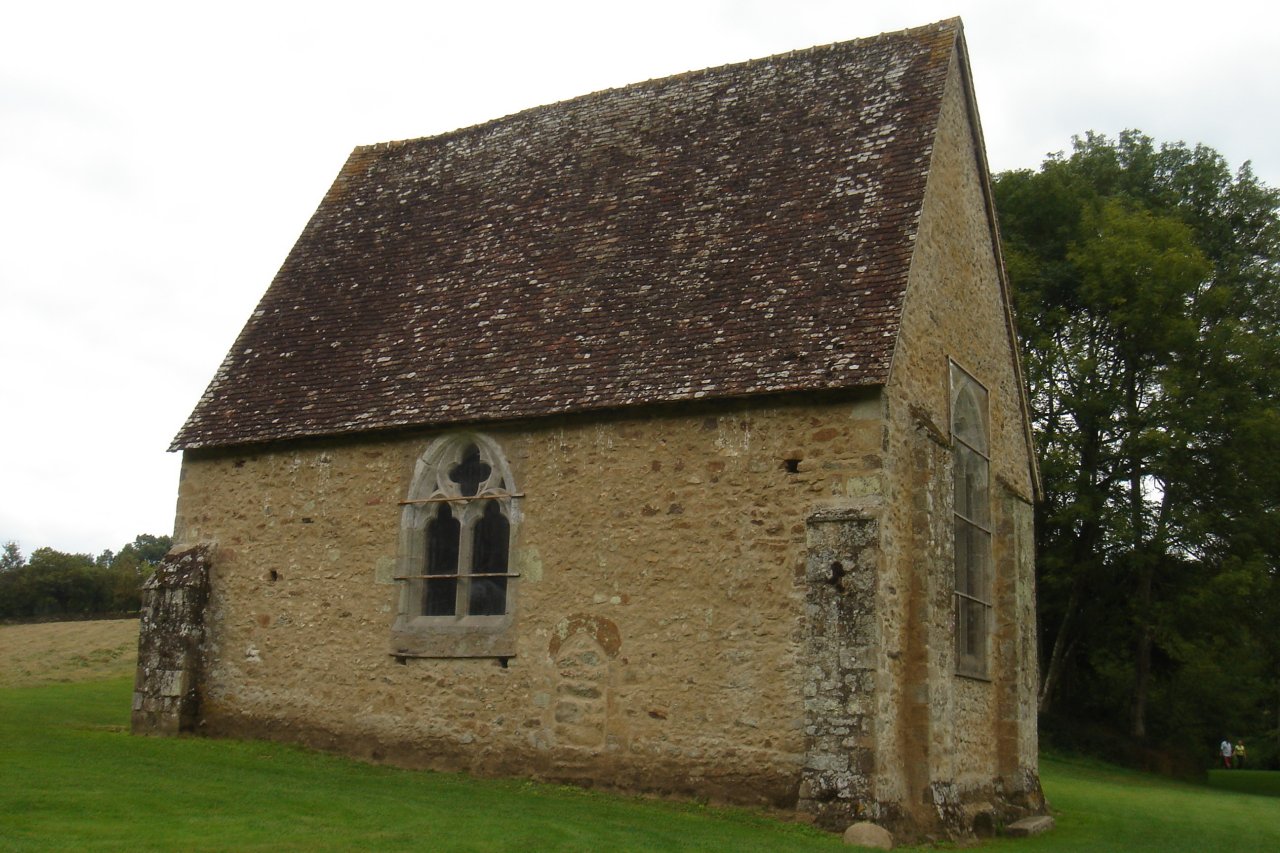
[951,362,991,678]
[391,434,520,658]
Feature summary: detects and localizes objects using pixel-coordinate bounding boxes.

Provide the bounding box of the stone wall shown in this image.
[798,500,886,829]
[174,392,885,808]
[874,49,1043,836]
[132,545,213,735]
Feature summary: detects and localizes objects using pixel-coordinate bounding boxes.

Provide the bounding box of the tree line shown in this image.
[0,534,172,620]
[994,131,1279,770]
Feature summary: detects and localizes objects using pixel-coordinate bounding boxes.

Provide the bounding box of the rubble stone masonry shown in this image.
[876,48,1043,834]
[132,545,213,735]
[174,391,886,809]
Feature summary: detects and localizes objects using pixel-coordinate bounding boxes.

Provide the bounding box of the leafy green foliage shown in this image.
[0,541,23,573]
[994,131,1280,756]
[0,534,172,620]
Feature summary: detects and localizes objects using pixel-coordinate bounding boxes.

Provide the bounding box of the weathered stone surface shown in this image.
[177,394,884,810]
[1005,815,1055,837]
[132,545,212,735]
[799,499,883,830]
[866,38,1043,840]
[843,822,894,848]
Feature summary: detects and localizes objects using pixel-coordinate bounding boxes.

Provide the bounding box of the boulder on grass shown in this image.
[842,822,893,849]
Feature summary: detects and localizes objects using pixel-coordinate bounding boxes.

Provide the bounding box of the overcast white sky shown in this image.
[3,0,1277,556]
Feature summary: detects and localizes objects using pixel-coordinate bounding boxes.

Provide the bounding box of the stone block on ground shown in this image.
[842,821,894,849]
[1004,815,1055,837]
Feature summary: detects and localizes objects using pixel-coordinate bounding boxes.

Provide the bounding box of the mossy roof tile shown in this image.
[173,18,960,450]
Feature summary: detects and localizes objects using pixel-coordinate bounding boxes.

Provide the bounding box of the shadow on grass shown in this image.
[1207,769,1280,798]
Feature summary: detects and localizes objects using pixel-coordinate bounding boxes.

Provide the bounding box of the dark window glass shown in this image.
[954,444,990,525]
[954,448,970,520]
[953,384,988,454]
[424,504,460,616]
[967,598,985,657]
[951,366,991,676]
[955,518,971,591]
[450,443,492,497]
[469,501,510,616]
[956,594,986,660]
[954,517,988,594]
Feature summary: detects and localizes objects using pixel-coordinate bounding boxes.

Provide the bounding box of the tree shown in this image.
[102,534,171,612]
[994,131,1280,753]
[1,541,23,573]
[21,548,103,615]
[128,534,172,565]
[0,534,173,619]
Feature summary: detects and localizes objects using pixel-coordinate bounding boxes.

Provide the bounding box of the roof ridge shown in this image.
[353,18,960,157]
[174,18,961,450]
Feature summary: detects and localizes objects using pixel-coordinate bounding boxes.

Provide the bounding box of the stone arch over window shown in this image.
[390,433,520,659]
[950,361,991,678]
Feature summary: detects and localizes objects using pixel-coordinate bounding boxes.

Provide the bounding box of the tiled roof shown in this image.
[173,19,960,451]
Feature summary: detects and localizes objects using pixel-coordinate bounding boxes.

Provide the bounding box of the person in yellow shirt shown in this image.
[1234,741,1246,769]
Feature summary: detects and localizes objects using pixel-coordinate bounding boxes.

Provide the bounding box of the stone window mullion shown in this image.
[455,507,479,619]
[391,432,520,659]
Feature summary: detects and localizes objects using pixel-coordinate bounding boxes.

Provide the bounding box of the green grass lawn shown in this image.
[986,756,1280,852]
[3,677,1280,851]
[0,677,840,852]
[1207,769,1280,798]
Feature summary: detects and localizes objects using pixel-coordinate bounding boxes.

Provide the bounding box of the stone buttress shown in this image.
[132,545,212,735]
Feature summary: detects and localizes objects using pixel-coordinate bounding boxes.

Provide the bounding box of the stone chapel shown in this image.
[134,18,1046,840]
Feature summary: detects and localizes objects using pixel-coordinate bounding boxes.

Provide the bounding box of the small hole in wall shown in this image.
[497,657,510,669]
[268,570,279,583]
[828,561,846,587]
[234,459,246,468]
[301,517,314,524]
[394,655,407,665]
[783,458,801,474]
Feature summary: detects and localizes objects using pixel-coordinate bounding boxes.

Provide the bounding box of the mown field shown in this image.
[2,621,1278,851]
[0,617,138,687]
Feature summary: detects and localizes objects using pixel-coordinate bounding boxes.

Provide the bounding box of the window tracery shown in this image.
[391,433,519,658]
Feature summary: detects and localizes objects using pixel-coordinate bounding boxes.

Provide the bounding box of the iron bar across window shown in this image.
[393,572,521,581]
[398,493,524,506]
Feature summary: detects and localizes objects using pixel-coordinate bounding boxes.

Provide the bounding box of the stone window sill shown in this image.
[389,612,516,658]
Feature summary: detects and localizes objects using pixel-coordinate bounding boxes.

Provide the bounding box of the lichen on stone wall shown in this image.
[131,544,213,735]
[799,499,884,830]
